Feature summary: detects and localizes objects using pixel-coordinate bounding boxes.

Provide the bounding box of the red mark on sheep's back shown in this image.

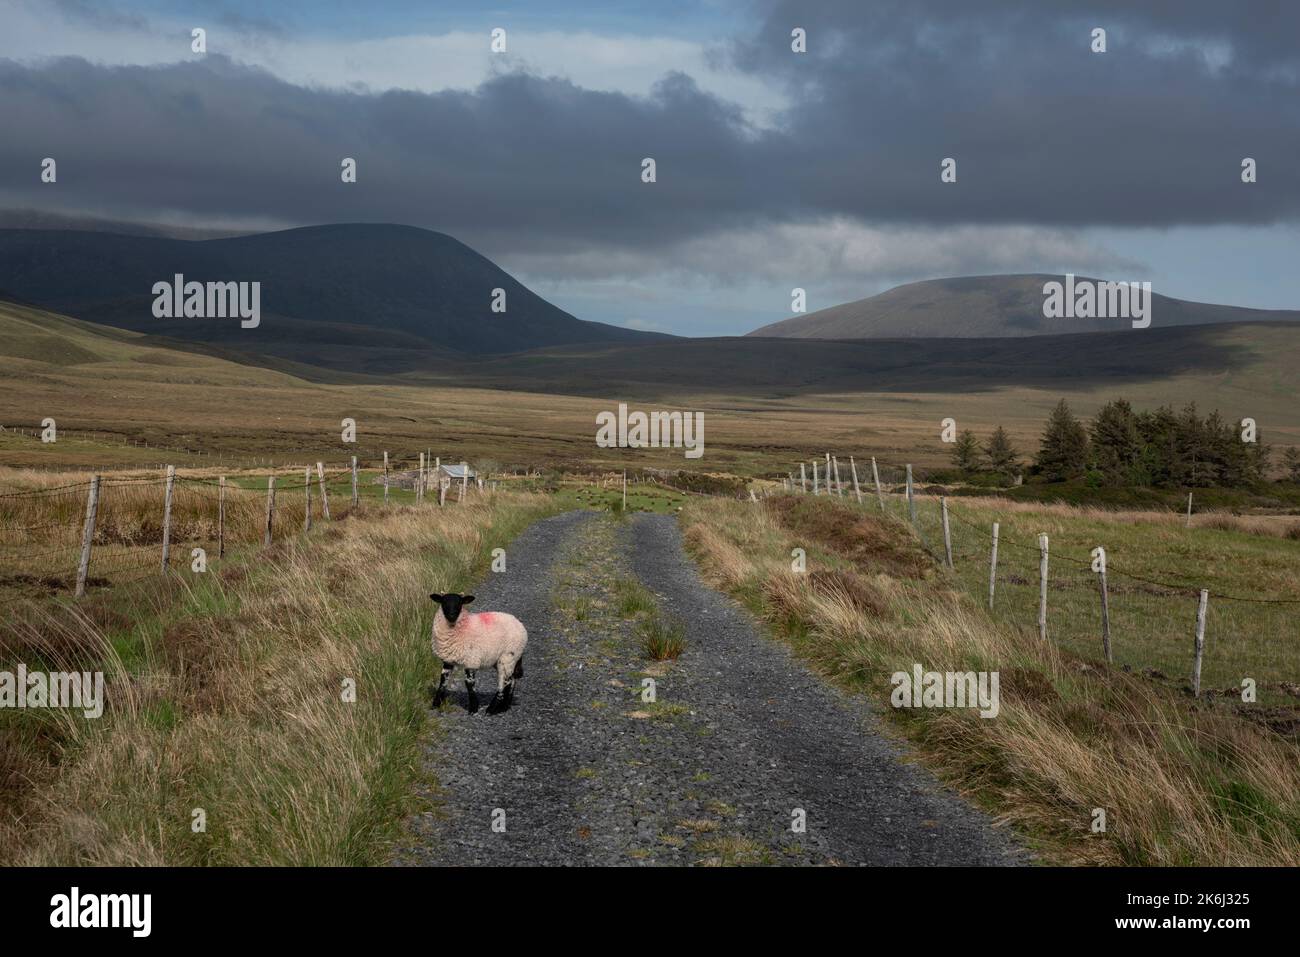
[451,611,496,634]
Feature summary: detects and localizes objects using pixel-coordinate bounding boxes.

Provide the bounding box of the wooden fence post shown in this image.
[351,456,359,507]
[871,457,885,511]
[316,462,331,520]
[304,466,313,532]
[435,457,441,504]
[75,475,100,598]
[439,480,447,507]
[217,475,226,559]
[418,453,425,502]
[1097,549,1113,664]
[461,462,468,503]
[812,460,819,495]
[941,496,953,568]
[161,464,176,572]
[800,462,807,493]
[1186,491,1193,528]
[832,455,844,496]
[426,448,432,496]
[622,469,628,510]
[905,464,916,526]
[988,522,999,609]
[1038,533,1049,641]
[264,476,276,546]
[383,451,389,506]
[1192,589,1208,697]
[849,456,863,505]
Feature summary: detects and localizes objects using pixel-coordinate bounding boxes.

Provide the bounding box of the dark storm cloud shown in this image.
[1,0,1298,261]
[729,0,1300,227]
[0,55,771,253]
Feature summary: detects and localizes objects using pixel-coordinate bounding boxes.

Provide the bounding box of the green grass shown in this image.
[947,476,1300,511]
[639,615,686,661]
[680,494,1300,865]
[897,494,1300,704]
[555,483,687,515]
[612,576,656,619]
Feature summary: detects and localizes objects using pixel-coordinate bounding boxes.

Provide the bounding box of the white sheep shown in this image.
[429,592,527,714]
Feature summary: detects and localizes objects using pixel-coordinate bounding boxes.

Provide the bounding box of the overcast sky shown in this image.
[2,0,1299,335]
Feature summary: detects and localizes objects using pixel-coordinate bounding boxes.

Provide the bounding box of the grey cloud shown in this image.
[728,0,1300,228]
[728,0,1294,228]
[0,55,771,256]
[1,0,1297,275]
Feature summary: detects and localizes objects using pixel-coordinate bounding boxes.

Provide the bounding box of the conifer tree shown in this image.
[1090,399,1142,485]
[950,428,982,473]
[984,425,1020,477]
[1035,399,1088,481]
[1283,447,1300,483]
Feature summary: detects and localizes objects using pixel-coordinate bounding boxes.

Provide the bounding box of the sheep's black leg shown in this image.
[487,662,505,714]
[464,669,479,714]
[431,662,453,708]
[486,677,514,715]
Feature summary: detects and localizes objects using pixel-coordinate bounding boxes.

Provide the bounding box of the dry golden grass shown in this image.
[0,479,556,865]
[6,301,1297,479]
[683,494,1300,865]
[0,464,369,602]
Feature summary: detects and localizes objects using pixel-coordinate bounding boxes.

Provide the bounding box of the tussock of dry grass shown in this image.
[0,485,555,865]
[683,494,1300,866]
[764,495,933,579]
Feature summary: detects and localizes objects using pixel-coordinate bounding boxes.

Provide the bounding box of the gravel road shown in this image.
[395,509,1026,866]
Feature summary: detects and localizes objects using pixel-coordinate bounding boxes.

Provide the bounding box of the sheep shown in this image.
[429,592,527,715]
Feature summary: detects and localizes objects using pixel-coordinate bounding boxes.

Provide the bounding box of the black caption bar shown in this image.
[0,866,1279,943]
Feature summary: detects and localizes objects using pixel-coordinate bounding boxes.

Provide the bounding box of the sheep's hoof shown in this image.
[486,695,511,715]
[466,696,480,715]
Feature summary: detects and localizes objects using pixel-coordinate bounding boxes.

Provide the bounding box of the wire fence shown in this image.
[769,453,1300,704]
[0,457,497,608]
[0,422,528,476]
[6,447,1296,700]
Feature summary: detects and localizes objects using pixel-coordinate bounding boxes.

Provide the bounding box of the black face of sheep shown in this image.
[430,592,475,625]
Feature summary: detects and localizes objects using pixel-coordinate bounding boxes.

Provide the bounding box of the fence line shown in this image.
[0,455,503,609]
[778,450,1300,699]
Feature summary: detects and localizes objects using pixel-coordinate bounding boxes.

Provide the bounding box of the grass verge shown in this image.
[680,494,1300,865]
[0,491,558,865]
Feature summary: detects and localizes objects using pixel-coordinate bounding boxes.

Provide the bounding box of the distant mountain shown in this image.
[412,321,1292,399]
[747,274,1300,339]
[0,224,669,372]
[8,295,1295,408]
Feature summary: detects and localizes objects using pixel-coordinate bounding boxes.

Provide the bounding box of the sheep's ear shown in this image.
[463,595,475,604]
[429,593,443,602]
